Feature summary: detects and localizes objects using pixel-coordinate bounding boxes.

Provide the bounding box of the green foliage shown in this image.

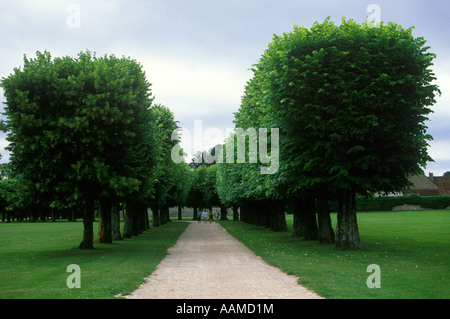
[249,17,440,196]
[216,128,282,209]
[149,104,183,208]
[186,164,221,209]
[0,178,17,212]
[168,161,193,208]
[187,166,207,209]
[1,51,157,209]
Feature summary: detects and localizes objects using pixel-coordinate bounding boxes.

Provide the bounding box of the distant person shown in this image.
[202,210,208,223]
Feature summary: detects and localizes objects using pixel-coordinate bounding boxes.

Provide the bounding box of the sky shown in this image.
[0,0,449,175]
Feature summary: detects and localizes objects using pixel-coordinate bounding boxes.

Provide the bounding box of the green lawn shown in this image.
[220,210,450,299]
[1,211,448,299]
[0,220,188,299]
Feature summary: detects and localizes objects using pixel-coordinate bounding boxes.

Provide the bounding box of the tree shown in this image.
[1,51,157,248]
[186,165,207,220]
[443,171,450,177]
[166,161,192,220]
[216,128,287,231]
[246,18,440,249]
[148,104,181,227]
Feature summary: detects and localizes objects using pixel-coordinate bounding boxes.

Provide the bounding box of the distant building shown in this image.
[403,173,450,196]
[430,174,450,195]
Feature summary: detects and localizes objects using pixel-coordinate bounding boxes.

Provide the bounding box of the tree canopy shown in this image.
[1,51,183,248]
[218,18,440,249]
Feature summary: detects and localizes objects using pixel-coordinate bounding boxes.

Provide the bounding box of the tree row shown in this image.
[1,51,191,248]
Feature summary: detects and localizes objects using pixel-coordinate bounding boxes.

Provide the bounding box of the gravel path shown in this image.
[126,221,323,299]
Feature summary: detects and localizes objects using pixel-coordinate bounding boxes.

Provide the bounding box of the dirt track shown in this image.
[126,221,323,299]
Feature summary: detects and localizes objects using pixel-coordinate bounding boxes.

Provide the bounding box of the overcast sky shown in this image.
[1,0,449,175]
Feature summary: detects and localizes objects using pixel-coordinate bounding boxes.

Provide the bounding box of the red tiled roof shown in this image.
[432,177,450,195]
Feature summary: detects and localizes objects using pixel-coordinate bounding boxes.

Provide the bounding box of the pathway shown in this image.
[126,221,323,299]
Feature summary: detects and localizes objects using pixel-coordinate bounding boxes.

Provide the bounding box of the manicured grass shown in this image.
[0,220,189,299]
[220,210,450,299]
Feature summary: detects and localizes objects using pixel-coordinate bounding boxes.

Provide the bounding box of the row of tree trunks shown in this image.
[292,193,334,244]
[240,200,288,232]
[292,195,319,240]
[292,189,361,250]
[160,206,171,225]
[152,205,171,227]
[123,201,149,238]
[80,197,151,248]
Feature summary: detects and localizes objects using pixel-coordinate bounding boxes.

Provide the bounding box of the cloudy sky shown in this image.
[1,0,449,175]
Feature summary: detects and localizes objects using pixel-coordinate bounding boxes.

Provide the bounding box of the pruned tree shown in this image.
[1,51,158,248]
[244,18,440,249]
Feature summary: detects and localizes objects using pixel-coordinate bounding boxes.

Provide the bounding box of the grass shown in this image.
[0,220,189,299]
[220,210,450,299]
[1,211,448,299]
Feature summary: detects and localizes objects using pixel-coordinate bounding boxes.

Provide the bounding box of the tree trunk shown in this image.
[99,198,112,243]
[79,197,95,249]
[163,206,171,223]
[144,204,150,230]
[270,200,288,232]
[131,202,139,236]
[160,206,169,225]
[302,195,318,240]
[335,189,362,250]
[136,202,145,234]
[220,205,228,221]
[240,204,246,222]
[233,206,239,221]
[123,207,133,238]
[111,200,123,241]
[159,206,165,225]
[317,190,335,244]
[152,206,159,227]
[95,216,104,243]
[178,205,182,220]
[145,206,150,229]
[257,203,268,227]
[292,195,318,239]
[192,207,198,221]
[292,196,303,237]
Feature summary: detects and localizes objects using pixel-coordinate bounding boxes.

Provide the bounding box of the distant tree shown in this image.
[148,104,181,227]
[443,171,450,177]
